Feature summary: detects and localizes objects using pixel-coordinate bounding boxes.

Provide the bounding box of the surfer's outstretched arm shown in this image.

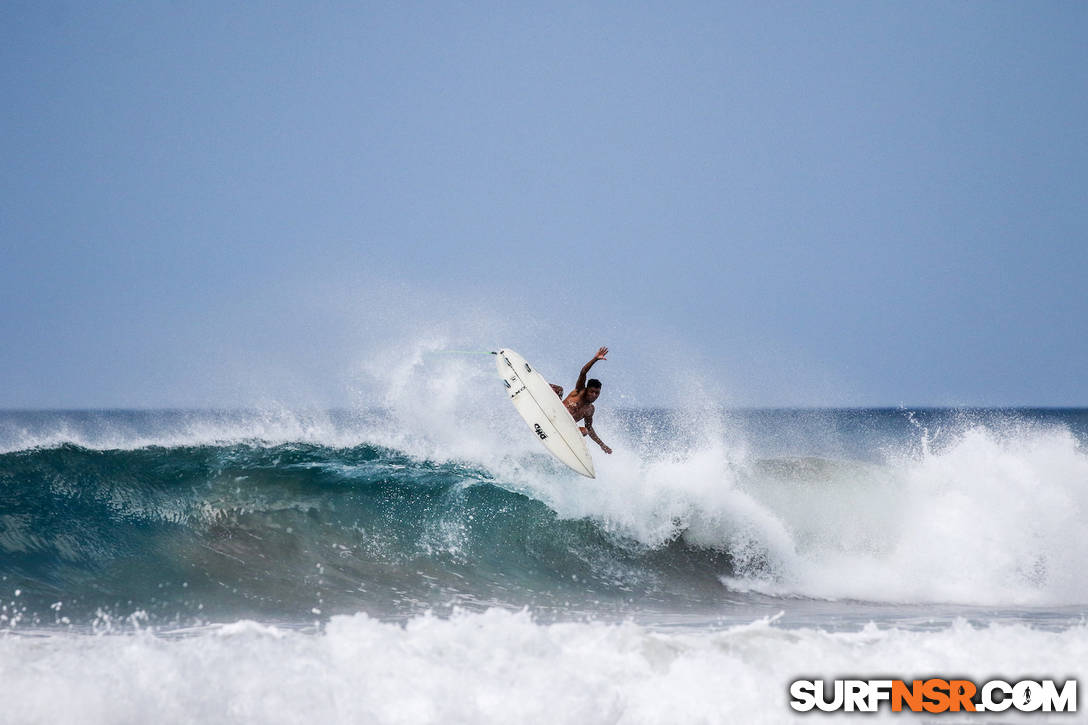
[581,409,612,454]
[575,346,608,392]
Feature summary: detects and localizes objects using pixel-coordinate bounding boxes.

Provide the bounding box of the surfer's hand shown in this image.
[595,346,608,361]
[601,444,612,454]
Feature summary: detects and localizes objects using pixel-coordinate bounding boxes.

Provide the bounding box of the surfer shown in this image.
[549,346,612,455]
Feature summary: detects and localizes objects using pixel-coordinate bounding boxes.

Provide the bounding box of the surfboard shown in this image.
[495,349,595,478]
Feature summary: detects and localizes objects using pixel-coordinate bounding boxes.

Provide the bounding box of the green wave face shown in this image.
[0,443,738,626]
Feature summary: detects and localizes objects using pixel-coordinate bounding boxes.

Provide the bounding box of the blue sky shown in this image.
[2,1,1085,408]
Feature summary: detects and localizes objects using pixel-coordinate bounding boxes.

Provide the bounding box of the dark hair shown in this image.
[587,378,602,389]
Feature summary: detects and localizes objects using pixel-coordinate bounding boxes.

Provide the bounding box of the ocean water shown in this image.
[1,402,1086,723]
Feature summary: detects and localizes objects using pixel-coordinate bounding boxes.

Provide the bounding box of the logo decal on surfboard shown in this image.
[533,423,548,440]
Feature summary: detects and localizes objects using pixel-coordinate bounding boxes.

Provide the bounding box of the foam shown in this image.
[730,425,1088,605]
[480,416,1088,606]
[0,609,1083,724]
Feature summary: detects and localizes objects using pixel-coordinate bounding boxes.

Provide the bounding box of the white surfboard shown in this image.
[495,349,595,478]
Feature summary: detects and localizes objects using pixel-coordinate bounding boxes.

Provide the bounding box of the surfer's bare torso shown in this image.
[561,391,595,423]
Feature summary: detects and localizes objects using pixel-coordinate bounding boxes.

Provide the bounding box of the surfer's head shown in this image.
[585,379,602,401]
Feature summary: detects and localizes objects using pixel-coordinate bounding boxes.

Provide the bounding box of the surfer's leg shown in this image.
[550,384,563,398]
